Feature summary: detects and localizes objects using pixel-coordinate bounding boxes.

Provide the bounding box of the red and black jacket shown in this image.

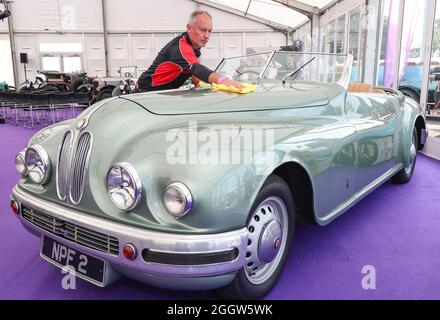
[137,32,213,92]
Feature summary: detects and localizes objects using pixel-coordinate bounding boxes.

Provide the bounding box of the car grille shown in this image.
[70,132,92,204]
[21,205,119,255]
[57,131,71,200]
[57,131,92,204]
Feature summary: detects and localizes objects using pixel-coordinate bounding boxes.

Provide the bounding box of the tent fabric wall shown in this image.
[4,0,288,81]
[0,35,14,85]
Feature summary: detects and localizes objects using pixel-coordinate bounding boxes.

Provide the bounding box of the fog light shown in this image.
[11,200,18,214]
[123,243,137,260]
[163,182,192,218]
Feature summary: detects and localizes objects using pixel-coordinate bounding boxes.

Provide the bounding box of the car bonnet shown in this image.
[121,83,331,115]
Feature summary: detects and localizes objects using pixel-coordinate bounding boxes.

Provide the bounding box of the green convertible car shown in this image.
[11,51,428,299]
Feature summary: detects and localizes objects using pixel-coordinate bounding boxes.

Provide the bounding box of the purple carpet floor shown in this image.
[1,124,440,300]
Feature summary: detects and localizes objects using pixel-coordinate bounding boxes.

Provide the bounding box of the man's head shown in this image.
[186,10,212,49]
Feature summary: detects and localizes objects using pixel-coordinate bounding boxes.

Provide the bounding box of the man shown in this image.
[137,10,244,92]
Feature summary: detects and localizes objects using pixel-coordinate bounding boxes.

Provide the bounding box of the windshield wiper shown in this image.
[282,57,316,84]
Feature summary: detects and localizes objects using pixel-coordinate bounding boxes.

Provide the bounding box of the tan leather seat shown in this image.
[348,83,385,94]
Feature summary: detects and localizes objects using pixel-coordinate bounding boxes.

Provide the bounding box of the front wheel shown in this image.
[216,175,295,299]
[392,127,418,184]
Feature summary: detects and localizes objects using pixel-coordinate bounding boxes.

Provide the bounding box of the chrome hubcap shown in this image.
[245,196,288,285]
[259,220,282,263]
[405,134,417,176]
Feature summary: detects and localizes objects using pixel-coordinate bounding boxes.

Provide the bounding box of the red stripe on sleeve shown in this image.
[151,61,182,87]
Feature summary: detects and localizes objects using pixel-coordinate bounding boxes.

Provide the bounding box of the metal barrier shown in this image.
[0,91,91,128]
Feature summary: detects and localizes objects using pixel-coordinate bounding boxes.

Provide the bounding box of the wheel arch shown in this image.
[272,161,316,224]
[399,86,421,101]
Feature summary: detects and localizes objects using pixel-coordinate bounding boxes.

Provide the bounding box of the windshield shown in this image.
[215,51,353,88]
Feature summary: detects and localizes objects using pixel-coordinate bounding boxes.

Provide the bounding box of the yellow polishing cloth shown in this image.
[211,83,256,94]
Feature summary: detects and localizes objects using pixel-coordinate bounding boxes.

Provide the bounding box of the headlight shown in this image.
[106,162,142,211]
[119,81,125,90]
[163,182,192,218]
[15,149,27,176]
[25,145,51,184]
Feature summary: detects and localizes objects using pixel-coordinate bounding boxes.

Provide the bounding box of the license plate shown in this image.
[40,235,106,286]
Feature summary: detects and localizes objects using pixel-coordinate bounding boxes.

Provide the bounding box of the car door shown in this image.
[345,93,400,193]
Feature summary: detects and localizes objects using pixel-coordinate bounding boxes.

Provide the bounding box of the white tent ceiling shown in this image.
[202,0,336,29]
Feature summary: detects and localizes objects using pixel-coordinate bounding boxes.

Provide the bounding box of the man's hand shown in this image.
[220,78,245,90]
[208,72,245,90]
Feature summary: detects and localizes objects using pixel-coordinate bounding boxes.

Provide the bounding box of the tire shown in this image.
[96,89,113,102]
[216,174,295,300]
[112,87,122,97]
[400,88,420,103]
[392,127,418,184]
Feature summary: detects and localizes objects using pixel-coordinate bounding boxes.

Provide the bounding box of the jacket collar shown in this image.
[183,32,201,56]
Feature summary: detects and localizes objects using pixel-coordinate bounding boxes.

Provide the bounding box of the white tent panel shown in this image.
[14,35,38,82]
[131,35,155,73]
[208,0,337,28]
[304,0,337,8]
[0,35,14,85]
[9,0,102,32]
[0,20,8,32]
[104,0,273,32]
[200,33,221,69]
[58,0,103,31]
[267,31,287,47]
[108,34,130,76]
[222,33,243,57]
[247,0,308,28]
[209,0,306,27]
[199,4,274,31]
[84,35,106,77]
[204,0,249,11]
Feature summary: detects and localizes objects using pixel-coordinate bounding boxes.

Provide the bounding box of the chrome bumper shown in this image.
[11,185,248,279]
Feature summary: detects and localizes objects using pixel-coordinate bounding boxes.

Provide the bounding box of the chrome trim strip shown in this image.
[12,185,248,278]
[56,131,72,201]
[69,131,93,205]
